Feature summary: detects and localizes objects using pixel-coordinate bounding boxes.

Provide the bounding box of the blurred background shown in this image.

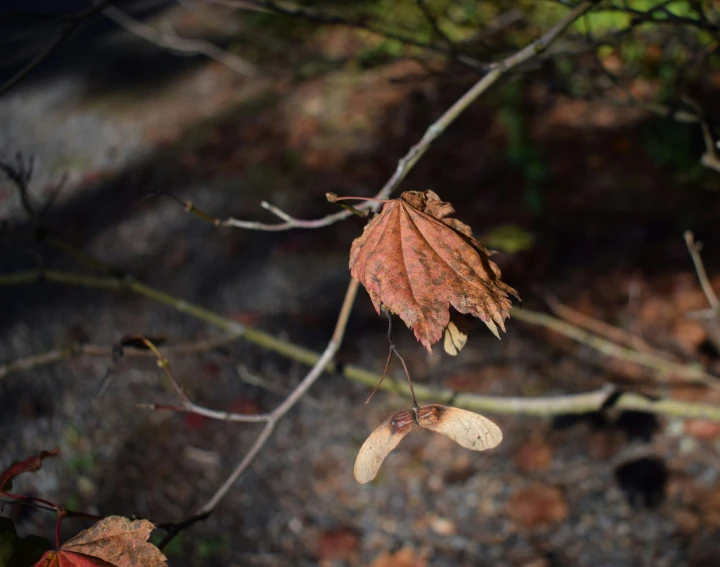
[1,1,720,565]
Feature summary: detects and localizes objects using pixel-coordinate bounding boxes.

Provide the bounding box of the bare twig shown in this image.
[3,266,717,387]
[0,1,115,97]
[206,0,486,70]
[685,231,720,310]
[511,307,719,388]
[0,335,242,381]
[4,267,720,419]
[684,230,720,349]
[196,276,357,514]
[681,97,720,175]
[416,0,454,47]
[101,5,257,77]
[542,292,657,354]
[174,1,596,231]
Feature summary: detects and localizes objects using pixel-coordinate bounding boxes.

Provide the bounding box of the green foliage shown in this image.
[197,535,231,560]
[481,225,535,254]
[497,83,548,214]
[641,119,705,182]
[0,517,51,567]
[150,532,185,557]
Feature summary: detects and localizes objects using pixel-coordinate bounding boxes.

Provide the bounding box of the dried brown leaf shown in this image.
[349,190,518,352]
[34,516,166,567]
[354,404,502,483]
[508,484,568,528]
[370,547,428,567]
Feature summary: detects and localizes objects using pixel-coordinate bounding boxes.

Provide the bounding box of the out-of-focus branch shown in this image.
[0,1,115,97]
[685,231,720,310]
[204,0,486,70]
[684,230,720,349]
[174,1,596,231]
[682,97,720,175]
[101,5,257,77]
[512,307,718,388]
[151,278,358,549]
[0,335,243,381]
[3,262,720,408]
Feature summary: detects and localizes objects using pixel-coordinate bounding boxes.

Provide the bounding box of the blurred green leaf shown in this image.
[481,225,535,254]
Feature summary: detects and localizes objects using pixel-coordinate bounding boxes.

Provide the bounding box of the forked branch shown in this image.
[169,1,597,231]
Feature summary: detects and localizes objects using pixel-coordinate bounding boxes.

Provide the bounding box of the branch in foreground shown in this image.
[172,1,596,231]
[2,266,717,390]
[156,277,358,548]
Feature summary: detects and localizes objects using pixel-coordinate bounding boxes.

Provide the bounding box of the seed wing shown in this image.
[418,405,502,451]
[354,413,414,484]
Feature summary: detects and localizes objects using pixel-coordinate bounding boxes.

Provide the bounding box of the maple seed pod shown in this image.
[443,313,474,356]
[354,405,502,484]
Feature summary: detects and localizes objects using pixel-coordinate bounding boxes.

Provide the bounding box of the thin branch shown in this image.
[416,0,454,47]
[0,1,115,97]
[511,307,719,388]
[173,1,596,231]
[196,277,358,514]
[3,268,720,420]
[3,266,717,387]
[685,231,720,310]
[542,292,657,354]
[0,335,242,381]
[206,0,486,70]
[684,230,720,349]
[101,5,257,77]
[681,96,720,174]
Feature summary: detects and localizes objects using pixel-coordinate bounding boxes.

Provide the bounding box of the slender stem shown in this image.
[511,307,719,388]
[685,231,720,309]
[3,268,719,413]
[0,1,115,97]
[196,278,359,515]
[102,5,257,77]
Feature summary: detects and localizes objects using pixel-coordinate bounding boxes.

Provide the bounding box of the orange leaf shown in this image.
[349,190,518,352]
[0,449,59,491]
[34,516,166,567]
[370,547,428,567]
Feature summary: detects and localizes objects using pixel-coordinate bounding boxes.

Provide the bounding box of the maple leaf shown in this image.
[0,449,59,492]
[349,190,519,352]
[33,516,167,567]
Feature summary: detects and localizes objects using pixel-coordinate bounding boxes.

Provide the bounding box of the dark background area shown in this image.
[2,1,720,566]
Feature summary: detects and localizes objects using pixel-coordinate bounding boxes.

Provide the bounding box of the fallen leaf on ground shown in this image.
[354,405,502,483]
[370,547,428,567]
[34,516,166,567]
[508,484,568,528]
[684,419,720,439]
[317,527,359,562]
[513,438,553,472]
[0,449,59,491]
[349,190,518,352]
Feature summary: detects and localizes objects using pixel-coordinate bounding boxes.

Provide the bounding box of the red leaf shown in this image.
[34,516,166,567]
[0,449,59,491]
[349,190,518,352]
